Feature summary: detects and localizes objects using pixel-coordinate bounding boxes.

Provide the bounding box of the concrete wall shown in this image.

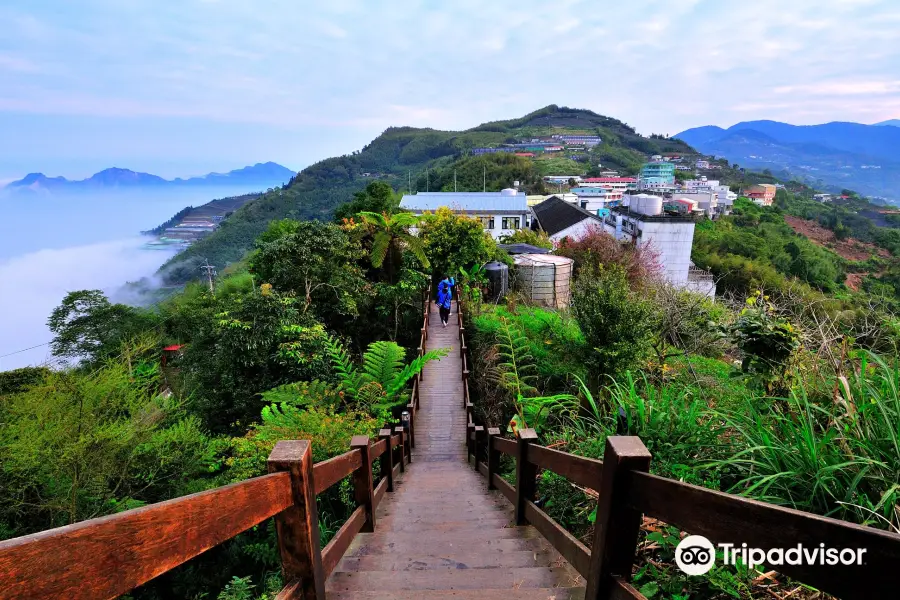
[550,218,602,242]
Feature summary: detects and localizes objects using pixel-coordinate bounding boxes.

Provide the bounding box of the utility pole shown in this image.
[454,169,457,192]
[408,171,411,194]
[426,168,429,192]
[483,165,486,192]
[200,259,217,294]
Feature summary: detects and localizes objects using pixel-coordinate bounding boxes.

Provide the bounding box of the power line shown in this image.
[0,341,52,359]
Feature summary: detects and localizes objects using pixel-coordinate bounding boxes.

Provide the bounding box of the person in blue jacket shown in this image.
[436,275,455,327]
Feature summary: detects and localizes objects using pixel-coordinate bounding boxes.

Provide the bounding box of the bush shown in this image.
[571,265,658,378]
[554,225,660,287]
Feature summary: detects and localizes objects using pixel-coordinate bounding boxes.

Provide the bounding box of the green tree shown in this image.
[571,265,658,378]
[418,207,497,280]
[358,211,429,282]
[498,228,553,249]
[47,290,158,365]
[250,221,364,320]
[334,181,399,222]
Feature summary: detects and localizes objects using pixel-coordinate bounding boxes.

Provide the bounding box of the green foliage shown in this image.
[47,290,160,365]
[498,228,552,249]
[571,265,658,377]
[419,207,498,279]
[250,220,364,321]
[325,336,448,415]
[0,367,51,396]
[334,181,400,222]
[358,211,429,276]
[712,353,900,531]
[730,291,801,394]
[0,360,214,536]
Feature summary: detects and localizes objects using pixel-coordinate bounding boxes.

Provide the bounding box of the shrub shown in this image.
[555,225,660,286]
[571,265,658,378]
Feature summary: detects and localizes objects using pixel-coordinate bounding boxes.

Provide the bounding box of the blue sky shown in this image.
[2,0,899,181]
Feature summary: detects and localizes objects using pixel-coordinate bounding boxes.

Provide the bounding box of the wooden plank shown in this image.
[491,473,516,504]
[585,437,650,600]
[609,578,647,600]
[493,436,516,456]
[626,470,900,600]
[370,438,388,459]
[313,449,363,495]
[326,566,581,592]
[524,501,591,577]
[373,476,387,509]
[268,440,325,600]
[527,444,602,490]
[327,589,586,600]
[0,472,292,600]
[321,506,366,579]
[515,429,539,526]
[350,436,375,532]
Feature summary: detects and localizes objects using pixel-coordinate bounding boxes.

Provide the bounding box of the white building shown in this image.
[696,159,710,169]
[715,185,737,214]
[602,195,716,297]
[543,175,583,185]
[531,196,605,242]
[814,193,833,202]
[400,189,530,240]
[577,177,637,192]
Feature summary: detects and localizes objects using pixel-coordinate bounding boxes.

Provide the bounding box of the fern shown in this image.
[261,380,340,410]
[325,336,448,413]
[362,341,406,390]
[324,335,364,399]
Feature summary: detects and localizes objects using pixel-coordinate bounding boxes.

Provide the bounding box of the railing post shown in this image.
[350,436,375,533]
[473,425,484,471]
[406,401,416,449]
[466,422,475,463]
[514,428,539,526]
[585,436,652,600]
[395,426,406,473]
[379,428,394,493]
[267,440,325,600]
[486,427,501,489]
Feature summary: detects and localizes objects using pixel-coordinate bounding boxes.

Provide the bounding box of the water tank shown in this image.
[513,254,574,309]
[630,194,662,216]
[483,261,509,301]
[500,188,517,196]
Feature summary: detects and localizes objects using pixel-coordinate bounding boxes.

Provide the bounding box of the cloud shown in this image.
[0,238,177,370]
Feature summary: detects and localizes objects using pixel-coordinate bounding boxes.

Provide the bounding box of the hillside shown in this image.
[158,105,700,284]
[676,121,900,202]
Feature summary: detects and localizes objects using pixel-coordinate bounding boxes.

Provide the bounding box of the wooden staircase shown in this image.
[327,302,585,599]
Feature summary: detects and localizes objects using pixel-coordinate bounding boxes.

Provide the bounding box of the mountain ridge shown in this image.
[675,120,900,201]
[4,162,296,194]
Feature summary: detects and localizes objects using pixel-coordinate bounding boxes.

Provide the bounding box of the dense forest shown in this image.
[4,106,900,599]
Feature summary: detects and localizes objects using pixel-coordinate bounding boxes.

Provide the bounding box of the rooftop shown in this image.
[400,191,528,213]
[531,195,603,236]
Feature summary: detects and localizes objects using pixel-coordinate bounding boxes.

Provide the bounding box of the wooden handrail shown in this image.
[313,448,363,495]
[0,473,293,600]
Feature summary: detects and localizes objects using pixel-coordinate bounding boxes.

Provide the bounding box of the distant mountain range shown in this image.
[675,120,900,202]
[3,162,296,195]
[876,119,900,127]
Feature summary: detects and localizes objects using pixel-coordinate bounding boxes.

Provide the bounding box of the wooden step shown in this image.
[335,549,567,572]
[345,530,548,556]
[326,567,582,592]
[328,589,585,600]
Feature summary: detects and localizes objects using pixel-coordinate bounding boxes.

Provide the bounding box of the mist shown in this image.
[0,238,179,370]
[0,186,262,371]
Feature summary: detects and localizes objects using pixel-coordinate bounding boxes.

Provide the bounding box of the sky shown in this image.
[2,0,900,181]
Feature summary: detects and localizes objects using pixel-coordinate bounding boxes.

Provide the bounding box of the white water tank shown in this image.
[513,254,574,309]
[630,194,663,216]
[500,188,517,196]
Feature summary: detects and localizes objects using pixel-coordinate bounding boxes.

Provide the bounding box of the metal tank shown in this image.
[483,261,509,301]
[513,254,574,309]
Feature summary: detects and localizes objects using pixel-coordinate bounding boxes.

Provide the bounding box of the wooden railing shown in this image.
[0,285,432,600]
[457,298,900,600]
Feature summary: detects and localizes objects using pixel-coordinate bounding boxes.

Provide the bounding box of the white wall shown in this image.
[550,218,602,242]
[602,214,695,285]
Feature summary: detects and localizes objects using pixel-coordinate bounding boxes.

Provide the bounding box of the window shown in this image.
[480,216,495,229]
[502,217,520,229]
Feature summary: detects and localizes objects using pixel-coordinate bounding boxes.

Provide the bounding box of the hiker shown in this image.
[436,280,453,327]
[439,275,455,310]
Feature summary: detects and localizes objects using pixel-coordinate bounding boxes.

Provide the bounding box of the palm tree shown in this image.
[359,211,429,282]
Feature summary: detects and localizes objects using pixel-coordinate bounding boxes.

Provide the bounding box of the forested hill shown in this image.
[158,105,696,284]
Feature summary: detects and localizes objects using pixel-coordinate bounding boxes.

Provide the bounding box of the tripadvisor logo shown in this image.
[674,535,867,576]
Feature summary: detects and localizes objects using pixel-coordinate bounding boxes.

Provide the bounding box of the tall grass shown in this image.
[712,351,900,531]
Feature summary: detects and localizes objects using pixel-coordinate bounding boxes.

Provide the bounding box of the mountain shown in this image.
[3,162,296,195]
[876,119,900,127]
[675,120,900,202]
[157,105,699,284]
